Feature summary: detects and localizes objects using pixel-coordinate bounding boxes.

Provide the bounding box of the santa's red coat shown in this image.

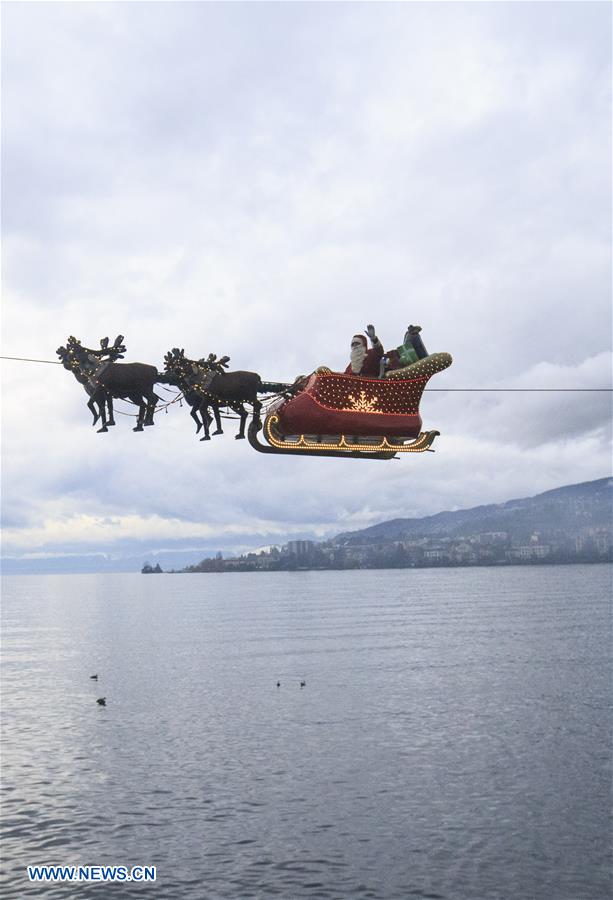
[344,342,384,377]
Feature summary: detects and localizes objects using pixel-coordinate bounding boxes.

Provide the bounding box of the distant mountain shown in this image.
[335,478,613,546]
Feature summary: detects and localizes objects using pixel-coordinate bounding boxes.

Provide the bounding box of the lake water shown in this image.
[1,566,611,899]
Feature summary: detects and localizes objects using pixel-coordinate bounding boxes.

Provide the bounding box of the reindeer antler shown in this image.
[109,335,126,358]
[97,335,126,360]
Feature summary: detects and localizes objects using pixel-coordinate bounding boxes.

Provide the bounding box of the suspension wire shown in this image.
[1,355,62,364]
[1,355,611,392]
[424,388,612,392]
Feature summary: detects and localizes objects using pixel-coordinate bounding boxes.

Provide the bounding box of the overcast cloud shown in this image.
[1,2,611,572]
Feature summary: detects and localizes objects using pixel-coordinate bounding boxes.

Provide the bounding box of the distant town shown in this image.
[142,477,612,574]
[167,530,610,574]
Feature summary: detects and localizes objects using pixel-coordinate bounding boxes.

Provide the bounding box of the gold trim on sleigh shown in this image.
[384,352,453,380]
[264,414,439,454]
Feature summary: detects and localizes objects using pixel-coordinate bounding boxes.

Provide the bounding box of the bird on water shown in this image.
[96,698,106,706]
[90,674,98,680]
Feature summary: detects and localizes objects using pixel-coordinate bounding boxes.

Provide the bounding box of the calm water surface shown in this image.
[1,566,611,899]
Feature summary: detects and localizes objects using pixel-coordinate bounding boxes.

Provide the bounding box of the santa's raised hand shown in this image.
[365,324,378,345]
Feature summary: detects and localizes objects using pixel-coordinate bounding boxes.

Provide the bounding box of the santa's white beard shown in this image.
[350,345,366,373]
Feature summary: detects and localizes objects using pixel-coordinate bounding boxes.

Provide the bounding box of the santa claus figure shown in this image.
[345,324,384,377]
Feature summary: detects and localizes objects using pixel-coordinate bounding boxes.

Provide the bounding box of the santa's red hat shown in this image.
[351,334,367,348]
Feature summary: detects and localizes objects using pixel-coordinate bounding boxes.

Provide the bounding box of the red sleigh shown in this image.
[248,352,453,460]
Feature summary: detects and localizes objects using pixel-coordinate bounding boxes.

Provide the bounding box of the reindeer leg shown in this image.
[133,399,145,432]
[107,396,115,426]
[144,391,158,426]
[250,399,263,434]
[199,400,211,441]
[211,402,223,435]
[190,407,202,433]
[235,403,247,439]
[88,397,99,426]
[94,395,108,433]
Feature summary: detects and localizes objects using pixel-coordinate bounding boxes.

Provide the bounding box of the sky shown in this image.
[1,1,611,574]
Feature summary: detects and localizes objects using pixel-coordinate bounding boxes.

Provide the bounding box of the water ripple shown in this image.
[1,567,611,900]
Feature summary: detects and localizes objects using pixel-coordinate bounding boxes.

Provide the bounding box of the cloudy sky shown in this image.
[2,1,611,573]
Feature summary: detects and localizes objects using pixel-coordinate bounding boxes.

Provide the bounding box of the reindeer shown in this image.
[57,345,111,429]
[58,336,166,432]
[164,349,263,440]
[162,351,217,437]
